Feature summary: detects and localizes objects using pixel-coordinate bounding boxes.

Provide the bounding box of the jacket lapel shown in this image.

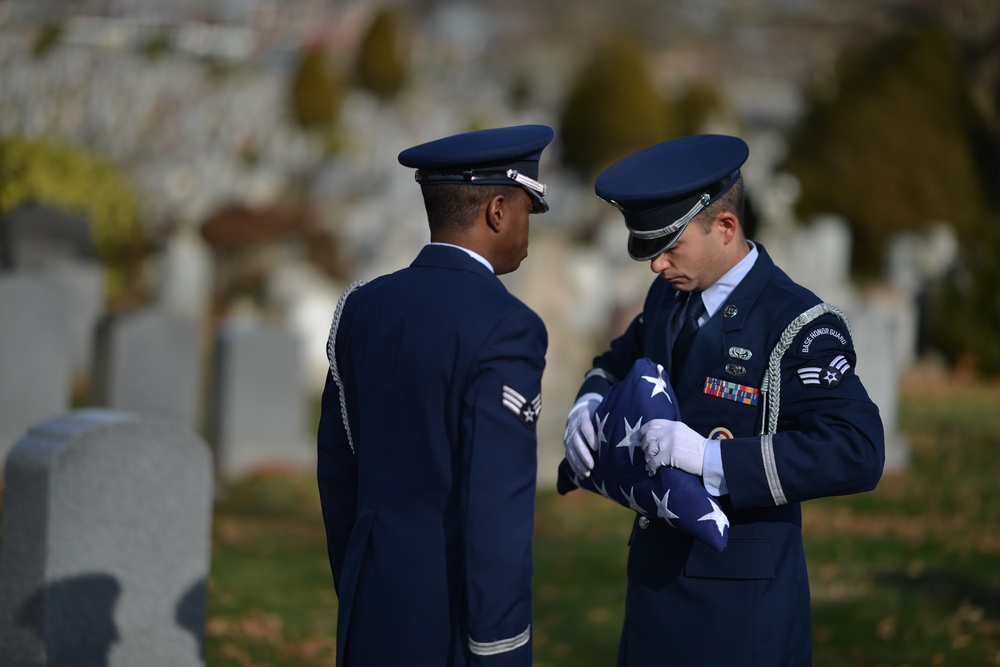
[675,245,776,390]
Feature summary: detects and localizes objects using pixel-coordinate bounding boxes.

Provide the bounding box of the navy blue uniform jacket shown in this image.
[577,244,884,667]
[318,244,546,666]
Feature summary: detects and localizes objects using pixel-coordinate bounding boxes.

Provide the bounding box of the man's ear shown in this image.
[485,194,505,233]
[717,211,739,244]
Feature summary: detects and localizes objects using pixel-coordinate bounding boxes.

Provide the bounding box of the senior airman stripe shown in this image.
[502,385,527,414]
[469,624,531,656]
[502,386,542,425]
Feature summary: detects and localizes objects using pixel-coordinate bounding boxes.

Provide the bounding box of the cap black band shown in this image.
[622,170,740,240]
[415,160,540,185]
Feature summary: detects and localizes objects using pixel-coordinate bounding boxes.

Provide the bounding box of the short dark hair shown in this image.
[420,183,522,232]
[696,175,745,232]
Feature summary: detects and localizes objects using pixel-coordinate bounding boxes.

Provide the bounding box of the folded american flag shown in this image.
[557,358,730,551]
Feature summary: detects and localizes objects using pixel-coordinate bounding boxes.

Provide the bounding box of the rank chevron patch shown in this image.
[797,354,852,388]
[502,385,542,426]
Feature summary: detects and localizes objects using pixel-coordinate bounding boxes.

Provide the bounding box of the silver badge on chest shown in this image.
[725,363,747,377]
[728,346,752,361]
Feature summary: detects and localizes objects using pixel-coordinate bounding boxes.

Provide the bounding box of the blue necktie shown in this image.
[672,291,705,379]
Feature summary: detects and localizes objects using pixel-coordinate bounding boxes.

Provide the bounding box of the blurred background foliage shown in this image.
[0,135,145,297]
[30,21,62,59]
[782,21,991,277]
[290,48,348,153]
[354,6,408,102]
[777,16,1000,374]
[558,35,675,179]
[927,222,1000,375]
[4,5,1000,374]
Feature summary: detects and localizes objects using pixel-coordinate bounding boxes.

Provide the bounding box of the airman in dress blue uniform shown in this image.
[563,134,885,666]
[318,125,554,666]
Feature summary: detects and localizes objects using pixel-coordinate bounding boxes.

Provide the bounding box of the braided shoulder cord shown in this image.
[759,302,851,436]
[326,280,366,455]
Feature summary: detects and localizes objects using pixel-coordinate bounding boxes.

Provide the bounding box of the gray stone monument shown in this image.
[39,262,105,378]
[0,274,72,466]
[157,224,213,325]
[846,302,910,473]
[91,307,202,429]
[0,205,105,377]
[0,205,98,268]
[0,409,213,666]
[209,320,313,478]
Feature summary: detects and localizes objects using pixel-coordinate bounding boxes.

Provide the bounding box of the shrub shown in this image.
[558,35,672,179]
[0,135,144,298]
[782,21,989,276]
[354,7,408,101]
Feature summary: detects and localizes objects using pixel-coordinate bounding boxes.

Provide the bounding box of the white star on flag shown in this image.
[698,497,730,536]
[556,357,730,552]
[621,486,646,513]
[652,489,680,527]
[595,411,609,448]
[641,364,672,401]
[616,416,643,463]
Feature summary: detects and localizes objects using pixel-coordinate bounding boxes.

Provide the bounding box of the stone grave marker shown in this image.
[846,302,910,473]
[0,409,213,666]
[0,274,72,466]
[91,307,202,429]
[209,321,313,477]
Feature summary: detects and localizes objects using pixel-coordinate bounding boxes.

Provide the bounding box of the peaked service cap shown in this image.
[398,124,554,213]
[595,134,749,260]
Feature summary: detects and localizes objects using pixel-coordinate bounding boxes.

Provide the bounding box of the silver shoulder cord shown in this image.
[759,302,851,436]
[327,280,366,455]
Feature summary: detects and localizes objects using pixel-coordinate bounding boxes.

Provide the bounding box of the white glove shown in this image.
[640,419,708,477]
[563,394,602,477]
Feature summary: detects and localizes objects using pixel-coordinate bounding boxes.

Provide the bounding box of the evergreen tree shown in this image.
[355,7,408,101]
[0,135,143,297]
[558,36,672,179]
[782,22,989,275]
[928,217,1000,375]
[290,48,344,132]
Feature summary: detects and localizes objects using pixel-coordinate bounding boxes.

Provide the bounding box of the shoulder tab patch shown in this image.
[799,326,848,355]
[797,354,852,388]
[502,385,542,427]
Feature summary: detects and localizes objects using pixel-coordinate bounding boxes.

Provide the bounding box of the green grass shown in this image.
[3,370,999,665]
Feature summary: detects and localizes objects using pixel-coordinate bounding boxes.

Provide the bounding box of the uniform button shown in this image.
[638,516,650,529]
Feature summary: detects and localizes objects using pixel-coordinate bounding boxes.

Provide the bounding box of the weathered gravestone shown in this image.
[845,301,911,473]
[91,307,202,429]
[0,205,98,268]
[209,321,313,478]
[784,214,855,307]
[157,224,213,325]
[0,205,104,377]
[0,274,72,466]
[0,409,212,666]
[40,262,105,378]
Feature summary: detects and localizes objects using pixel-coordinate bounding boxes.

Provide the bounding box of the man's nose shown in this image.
[650,253,669,273]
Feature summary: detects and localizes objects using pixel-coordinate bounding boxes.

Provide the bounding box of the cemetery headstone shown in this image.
[39,261,104,378]
[91,307,202,429]
[0,409,213,666]
[1,204,104,377]
[158,224,213,325]
[0,205,98,268]
[0,274,72,466]
[209,320,313,478]
[846,302,910,473]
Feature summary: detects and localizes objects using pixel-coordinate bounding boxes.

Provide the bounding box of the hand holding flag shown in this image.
[557,358,729,551]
